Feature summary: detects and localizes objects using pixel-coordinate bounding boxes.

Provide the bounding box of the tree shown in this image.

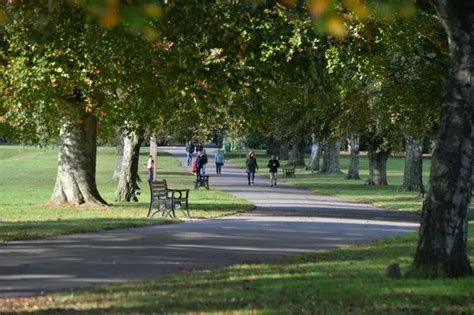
[403,137,425,193]
[411,0,473,278]
[321,139,342,174]
[307,134,323,171]
[298,0,471,277]
[346,133,360,179]
[115,128,144,202]
[1,3,157,206]
[324,9,445,186]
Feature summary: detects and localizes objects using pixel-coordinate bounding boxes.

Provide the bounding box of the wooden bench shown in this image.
[147,180,190,218]
[283,166,296,178]
[194,174,210,190]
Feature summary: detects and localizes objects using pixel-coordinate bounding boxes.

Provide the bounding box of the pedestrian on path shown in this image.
[201,149,208,174]
[196,142,204,153]
[214,149,225,175]
[185,141,195,166]
[267,155,280,187]
[246,151,258,186]
[197,150,208,175]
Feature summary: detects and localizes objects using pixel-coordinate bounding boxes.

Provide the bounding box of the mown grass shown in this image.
[226,150,432,213]
[0,146,254,242]
[1,146,473,313]
[1,226,472,313]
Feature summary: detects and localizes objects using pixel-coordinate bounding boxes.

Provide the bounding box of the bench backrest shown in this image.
[150,180,168,199]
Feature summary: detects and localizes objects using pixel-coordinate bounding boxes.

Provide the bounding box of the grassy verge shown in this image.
[226,150,474,217]
[0,146,254,242]
[1,226,472,313]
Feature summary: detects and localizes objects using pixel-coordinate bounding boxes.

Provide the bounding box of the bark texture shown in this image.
[403,137,425,193]
[346,134,361,180]
[412,0,473,278]
[51,114,107,206]
[321,139,341,174]
[115,130,144,202]
[367,146,389,186]
[279,143,290,160]
[113,136,124,181]
[288,138,306,167]
[307,135,322,171]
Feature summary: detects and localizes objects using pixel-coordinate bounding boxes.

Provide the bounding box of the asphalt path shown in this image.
[0,147,419,298]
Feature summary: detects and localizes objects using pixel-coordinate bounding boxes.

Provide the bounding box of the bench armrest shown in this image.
[167,189,190,199]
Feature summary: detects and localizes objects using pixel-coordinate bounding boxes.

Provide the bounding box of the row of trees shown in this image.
[0,0,472,278]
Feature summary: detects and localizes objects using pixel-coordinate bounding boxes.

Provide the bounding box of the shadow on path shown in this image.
[0,146,418,298]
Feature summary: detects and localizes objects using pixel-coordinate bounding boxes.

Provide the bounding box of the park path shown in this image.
[0,147,418,298]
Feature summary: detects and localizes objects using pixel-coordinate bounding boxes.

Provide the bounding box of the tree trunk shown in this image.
[266,137,280,155]
[346,134,360,180]
[321,139,341,174]
[367,146,389,185]
[308,134,322,171]
[115,129,144,202]
[430,139,437,154]
[402,137,425,193]
[412,0,473,278]
[279,142,290,160]
[113,135,124,181]
[51,114,107,206]
[288,138,306,167]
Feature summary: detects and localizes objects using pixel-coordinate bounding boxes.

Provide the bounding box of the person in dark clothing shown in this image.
[196,150,208,175]
[267,155,280,187]
[196,151,203,175]
[196,142,204,153]
[201,149,208,174]
[246,151,258,186]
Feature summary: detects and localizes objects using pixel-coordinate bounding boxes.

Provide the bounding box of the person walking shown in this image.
[201,149,208,174]
[185,141,195,166]
[196,151,204,175]
[196,142,204,154]
[196,150,208,175]
[267,155,280,187]
[246,151,258,186]
[214,149,225,175]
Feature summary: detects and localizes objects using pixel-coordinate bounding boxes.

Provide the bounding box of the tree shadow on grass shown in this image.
[16,228,474,314]
[115,201,253,214]
[0,218,172,242]
[155,171,194,177]
[292,182,424,200]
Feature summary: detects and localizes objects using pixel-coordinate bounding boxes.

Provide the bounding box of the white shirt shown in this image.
[147,158,154,169]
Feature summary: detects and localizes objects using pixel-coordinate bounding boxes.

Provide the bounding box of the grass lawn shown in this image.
[225,149,474,218]
[1,146,473,313]
[1,226,472,313]
[0,146,254,242]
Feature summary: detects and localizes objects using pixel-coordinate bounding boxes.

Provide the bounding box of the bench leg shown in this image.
[185,202,190,217]
[147,204,153,218]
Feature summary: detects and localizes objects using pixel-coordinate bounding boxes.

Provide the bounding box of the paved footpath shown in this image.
[0,147,418,298]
